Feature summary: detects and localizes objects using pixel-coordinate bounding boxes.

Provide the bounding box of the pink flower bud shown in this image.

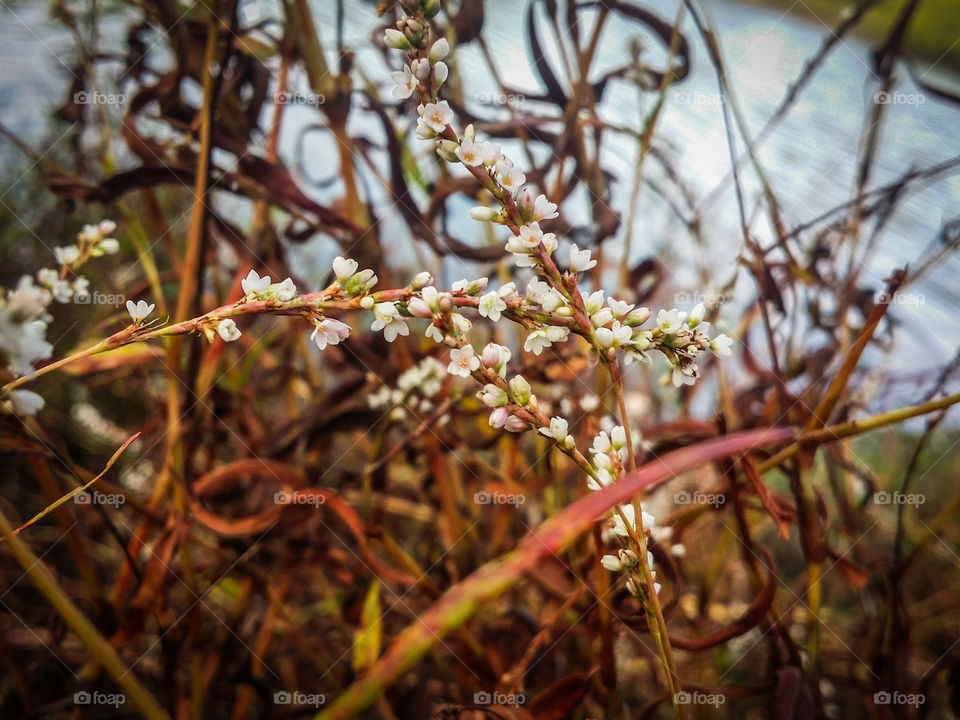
[488,407,509,429]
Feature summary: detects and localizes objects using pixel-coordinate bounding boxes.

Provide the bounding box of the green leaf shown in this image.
[351,580,382,673]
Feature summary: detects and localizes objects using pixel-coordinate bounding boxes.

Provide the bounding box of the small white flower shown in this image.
[533,194,558,221]
[477,291,507,321]
[333,255,360,285]
[216,319,241,342]
[421,100,453,132]
[541,232,558,255]
[54,245,81,266]
[568,243,596,273]
[545,325,570,343]
[241,269,271,297]
[607,297,635,316]
[391,65,419,99]
[587,468,614,491]
[7,390,45,415]
[517,223,543,248]
[447,345,480,377]
[523,329,552,355]
[498,166,526,193]
[710,333,733,357]
[584,290,605,315]
[591,431,612,454]
[311,317,351,349]
[672,365,697,387]
[610,426,626,449]
[425,323,444,343]
[481,143,501,166]
[494,155,514,175]
[657,308,686,334]
[433,61,448,85]
[371,302,409,342]
[456,137,484,166]
[526,278,550,303]
[538,416,569,442]
[126,299,155,324]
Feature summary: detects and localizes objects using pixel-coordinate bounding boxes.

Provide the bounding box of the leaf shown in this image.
[3,433,140,541]
[352,580,382,674]
[529,673,591,720]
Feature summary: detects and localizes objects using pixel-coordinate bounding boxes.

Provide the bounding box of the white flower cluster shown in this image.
[585,426,662,596]
[1,220,122,415]
[368,355,446,421]
[652,304,732,387]
[38,220,119,304]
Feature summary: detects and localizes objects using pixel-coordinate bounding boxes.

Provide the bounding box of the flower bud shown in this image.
[478,383,509,407]
[469,206,500,222]
[626,306,652,326]
[481,342,509,370]
[618,549,639,568]
[600,554,622,572]
[422,0,440,18]
[429,38,450,62]
[411,271,434,290]
[504,415,528,433]
[515,187,534,220]
[384,28,410,49]
[508,375,532,405]
[407,297,432,318]
[436,139,460,163]
[345,269,378,296]
[625,578,642,598]
[465,277,489,295]
[488,407,509,428]
[360,296,375,309]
